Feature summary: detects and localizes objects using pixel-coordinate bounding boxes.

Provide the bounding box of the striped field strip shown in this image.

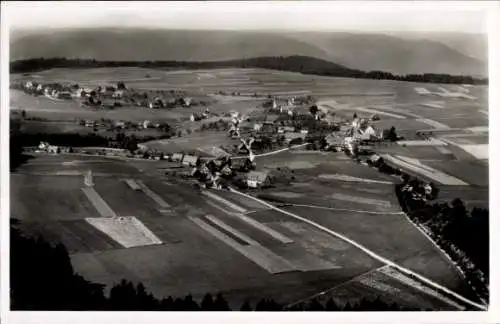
[228,188,487,310]
[81,187,117,218]
[204,215,260,246]
[203,191,293,244]
[202,191,247,213]
[135,180,171,208]
[378,266,465,310]
[124,179,141,190]
[189,216,296,274]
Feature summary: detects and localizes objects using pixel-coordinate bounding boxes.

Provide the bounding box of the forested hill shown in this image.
[10,56,488,85]
[10,29,487,76]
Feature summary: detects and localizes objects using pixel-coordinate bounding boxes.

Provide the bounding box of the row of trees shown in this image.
[350,149,489,302]
[10,130,175,158]
[396,185,489,300]
[11,57,488,85]
[11,219,414,311]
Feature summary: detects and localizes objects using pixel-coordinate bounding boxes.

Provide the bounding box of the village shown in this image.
[27,86,413,194]
[10,67,489,312]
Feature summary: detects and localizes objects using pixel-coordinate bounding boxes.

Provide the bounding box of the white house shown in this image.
[183,97,192,107]
[284,132,306,144]
[143,120,151,129]
[182,155,199,167]
[369,153,382,164]
[253,123,263,131]
[246,170,271,188]
[47,145,59,154]
[172,153,184,162]
[85,120,96,128]
[112,90,124,98]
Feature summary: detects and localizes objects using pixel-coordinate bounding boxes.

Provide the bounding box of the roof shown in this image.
[247,170,270,182]
[284,132,306,141]
[325,134,342,145]
[182,155,199,163]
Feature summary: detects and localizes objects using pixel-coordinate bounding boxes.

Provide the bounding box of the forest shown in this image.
[10,56,488,85]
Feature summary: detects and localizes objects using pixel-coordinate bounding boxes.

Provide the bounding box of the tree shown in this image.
[213,293,230,311]
[306,298,324,311]
[309,105,319,116]
[384,126,398,142]
[183,294,200,311]
[201,293,215,311]
[240,301,252,311]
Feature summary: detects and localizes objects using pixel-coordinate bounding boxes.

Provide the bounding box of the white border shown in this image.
[1,2,499,324]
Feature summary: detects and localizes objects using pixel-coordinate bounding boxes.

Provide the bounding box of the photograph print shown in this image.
[2,1,495,318]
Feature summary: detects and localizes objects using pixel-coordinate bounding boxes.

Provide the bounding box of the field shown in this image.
[11,152,484,309]
[10,67,488,310]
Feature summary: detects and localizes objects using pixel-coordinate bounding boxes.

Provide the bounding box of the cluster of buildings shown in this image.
[18,81,75,99]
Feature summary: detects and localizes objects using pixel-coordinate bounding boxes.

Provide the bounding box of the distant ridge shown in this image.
[10,29,487,76]
[10,56,488,85]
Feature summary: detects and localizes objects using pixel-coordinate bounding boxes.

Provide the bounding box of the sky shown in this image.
[2,1,494,34]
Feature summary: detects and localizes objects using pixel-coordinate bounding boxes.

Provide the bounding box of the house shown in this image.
[85,120,96,128]
[183,97,192,107]
[148,101,161,109]
[101,86,116,96]
[182,154,199,167]
[143,120,151,129]
[246,170,271,188]
[284,132,306,144]
[112,90,124,98]
[57,91,72,99]
[137,144,149,152]
[253,123,263,131]
[47,145,60,154]
[278,126,295,134]
[300,129,309,135]
[114,121,125,129]
[369,153,382,164]
[325,134,343,150]
[172,153,184,162]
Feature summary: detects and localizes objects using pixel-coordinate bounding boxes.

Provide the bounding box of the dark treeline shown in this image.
[395,182,489,300]
[11,219,416,311]
[11,57,488,85]
[342,151,489,302]
[10,131,170,154]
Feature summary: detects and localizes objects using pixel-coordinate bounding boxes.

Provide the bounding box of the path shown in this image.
[225,188,487,310]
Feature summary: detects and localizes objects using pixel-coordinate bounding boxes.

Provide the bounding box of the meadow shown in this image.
[10,67,488,309]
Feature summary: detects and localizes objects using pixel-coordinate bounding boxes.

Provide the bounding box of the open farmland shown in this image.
[10,152,483,310]
[10,66,488,311]
[280,205,478,303]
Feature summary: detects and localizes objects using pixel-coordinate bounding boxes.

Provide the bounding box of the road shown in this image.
[223,188,487,310]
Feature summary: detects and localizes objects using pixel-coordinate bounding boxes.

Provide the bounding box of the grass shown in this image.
[319,268,459,310]
[425,160,488,187]
[281,205,478,302]
[10,67,489,308]
[10,174,98,221]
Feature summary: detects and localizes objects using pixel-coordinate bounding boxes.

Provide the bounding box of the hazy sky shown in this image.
[3,1,493,34]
